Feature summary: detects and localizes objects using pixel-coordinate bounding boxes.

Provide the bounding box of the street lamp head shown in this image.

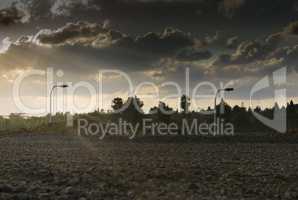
[49,84,69,124]
[52,84,69,89]
[224,88,234,92]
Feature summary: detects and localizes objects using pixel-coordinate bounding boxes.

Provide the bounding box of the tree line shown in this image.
[84,95,298,134]
[1,95,297,135]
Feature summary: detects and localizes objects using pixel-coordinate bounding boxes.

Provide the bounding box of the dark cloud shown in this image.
[176,48,212,61]
[50,0,100,17]
[232,40,266,63]
[267,47,290,61]
[0,5,24,25]
[1,0,297,39]
[37,24,195,55]
[37,22,105,45]
[205,31,241,50]
[4,19,298,81]
[212,54,232,66]
[226,36,239,49]
[1,1,298,80]
[35,22,209,65]
[212,40,267,68]
[135,27,194,55]
[215,21,298,61]
[208,21,298,78]
[267,45,298,68]
[265,32,285,49]
[265,22,298,50]
[285,45,298,66]
[0,22,212,76]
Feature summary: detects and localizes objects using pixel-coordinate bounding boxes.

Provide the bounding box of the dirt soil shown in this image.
[0,133,298,200]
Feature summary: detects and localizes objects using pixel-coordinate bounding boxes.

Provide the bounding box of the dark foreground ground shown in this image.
[1,134,298,200]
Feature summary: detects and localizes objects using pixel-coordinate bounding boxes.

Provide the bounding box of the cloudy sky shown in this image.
[1,0,298,115]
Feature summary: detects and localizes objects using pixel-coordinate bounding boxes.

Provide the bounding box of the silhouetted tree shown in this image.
[180,95,190,113]
[112,97,124,112]
[216,99,232,122]
[121,96,144,125]
[124,96,144,113]
[150,101,173,114]
[287,100,297,132]
[254,106,262,113]
[149,101,174,123]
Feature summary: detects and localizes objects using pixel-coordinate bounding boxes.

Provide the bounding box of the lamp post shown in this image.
[214,88,234,125]
[49,84,68,124]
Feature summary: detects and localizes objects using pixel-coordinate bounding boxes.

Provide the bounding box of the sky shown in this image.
[1,0,298,115]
